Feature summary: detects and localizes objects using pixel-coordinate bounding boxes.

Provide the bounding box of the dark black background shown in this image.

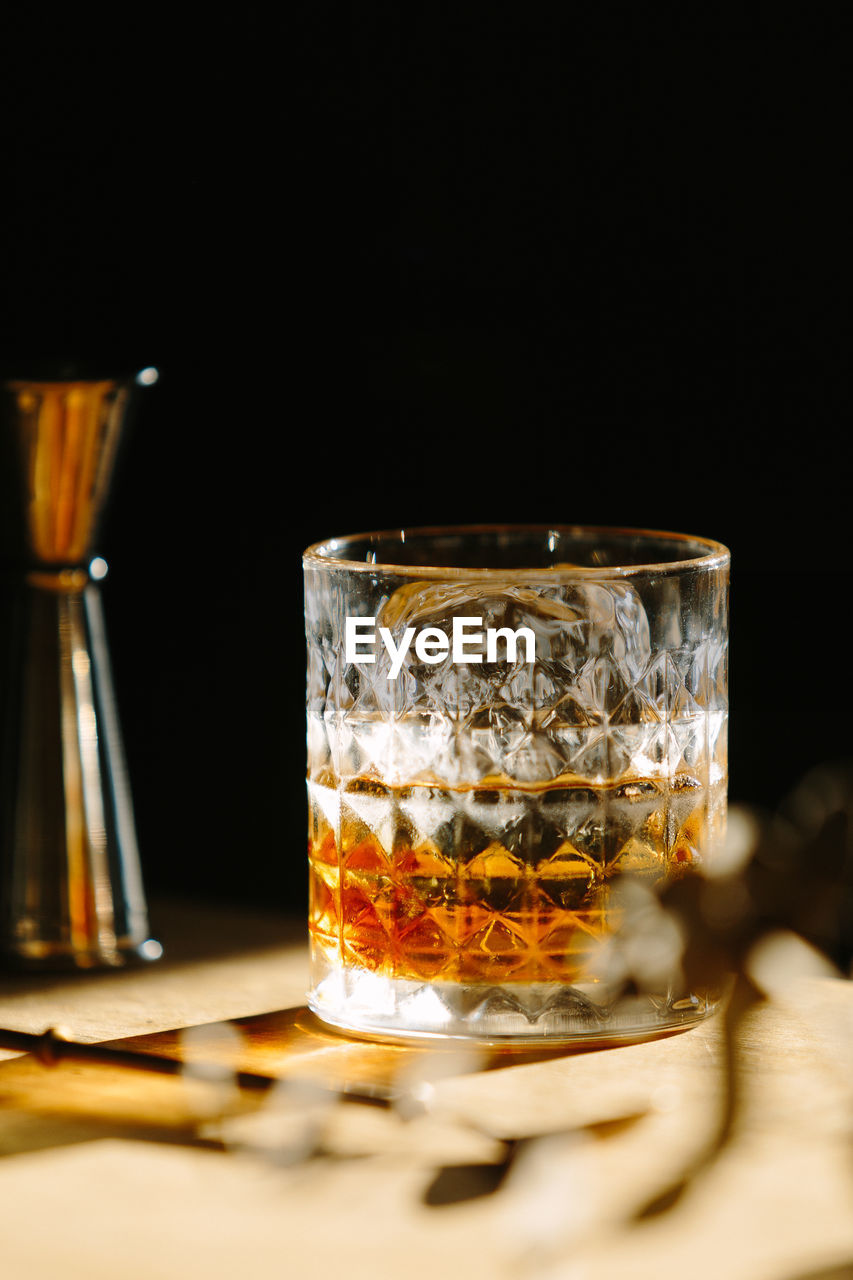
[0,13,847,913]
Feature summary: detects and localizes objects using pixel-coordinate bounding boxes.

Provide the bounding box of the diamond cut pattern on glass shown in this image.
[305,570,728,997]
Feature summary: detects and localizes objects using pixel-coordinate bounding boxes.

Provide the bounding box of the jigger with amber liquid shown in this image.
[0,370,160,968]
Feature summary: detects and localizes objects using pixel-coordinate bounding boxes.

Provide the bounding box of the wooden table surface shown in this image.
[0,899,851,1280]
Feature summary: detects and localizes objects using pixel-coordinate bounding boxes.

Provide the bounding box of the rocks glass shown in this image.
[304,526,729,1042]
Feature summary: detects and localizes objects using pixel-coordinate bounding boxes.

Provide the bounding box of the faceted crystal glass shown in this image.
[303,526,729,1042]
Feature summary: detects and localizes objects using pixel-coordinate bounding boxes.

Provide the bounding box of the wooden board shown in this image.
[0,901,851,1280]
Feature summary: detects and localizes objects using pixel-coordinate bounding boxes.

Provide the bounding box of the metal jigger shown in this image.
[0,369,161,968]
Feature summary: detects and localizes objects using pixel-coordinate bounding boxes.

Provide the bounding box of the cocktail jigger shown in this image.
[0,370,161,968]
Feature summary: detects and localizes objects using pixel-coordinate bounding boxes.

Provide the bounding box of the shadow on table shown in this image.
[1,1005,849,1278]
[0,898,306,1002]
[118,1002,690,1109]
[0,1002,667,1163]
[781,1268,853,1280]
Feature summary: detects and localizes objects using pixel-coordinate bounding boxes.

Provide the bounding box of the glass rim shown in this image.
[302,524,730,580]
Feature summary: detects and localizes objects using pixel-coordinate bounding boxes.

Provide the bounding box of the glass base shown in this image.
[308,956,717,1045]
